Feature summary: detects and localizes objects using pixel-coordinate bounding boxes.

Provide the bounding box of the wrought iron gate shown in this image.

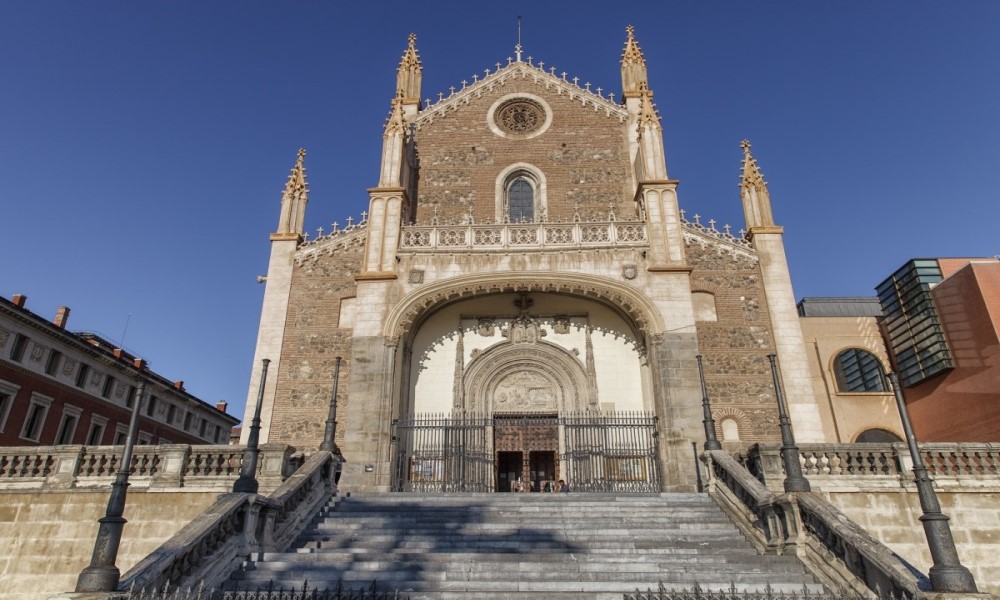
[391,412,660,492]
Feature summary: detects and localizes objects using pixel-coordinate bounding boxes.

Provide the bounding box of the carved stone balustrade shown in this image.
[742,442,1000,493]
[0,443,296,492]
[399,220,647,252]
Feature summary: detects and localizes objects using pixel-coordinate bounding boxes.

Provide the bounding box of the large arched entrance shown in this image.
[390,289,661,492]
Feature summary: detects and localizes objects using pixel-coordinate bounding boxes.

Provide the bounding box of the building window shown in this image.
[75,364,90,389]
[496,164,546,223]
[113,424,128,445]
[199,418,208,438]
[20,394,53,442]
[833,349,888,392]
[86,415,109,445]
[507,177,534,222]
[166,404,176,424]
[184,411,193,431]
[10,333,29,362]
[145,395,157,417]
[45,350,62,376]
[55,405,83,445]
[214,425,223,443]
[101,376,115,399]
[137,432,152,445]
[125,385,137,409]
[855,428,903,443]
[0,380,19,433]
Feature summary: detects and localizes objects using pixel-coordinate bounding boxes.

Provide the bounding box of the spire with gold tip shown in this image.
[396,33,423,105]
[739,139,775,228]
[275,148,309,238]
[621,25,648,96]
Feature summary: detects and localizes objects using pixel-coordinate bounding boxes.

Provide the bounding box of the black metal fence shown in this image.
[624,583,901,600]
[391,411,660,492]
[118,581,408,600]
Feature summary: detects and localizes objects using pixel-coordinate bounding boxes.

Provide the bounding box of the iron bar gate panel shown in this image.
[392,413,492,492]
[392,411,660,492]
[561,411,660,492]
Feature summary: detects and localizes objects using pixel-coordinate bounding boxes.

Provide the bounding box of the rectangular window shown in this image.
[55,405,82,444]
[0,380,20,433]
[86,415,108,445]
[137,432,152,445]
[166,404,176,424]
[10,333,29,362]
[113,424,128,445]
[184,412,193,430]
[101,376,115,399]
[20,394,53,442]
[75,364,90,389]
[45,350,62,376]
[125,386,136,409]
[199,418,207,437]
[214,425,223,443]
[145,395,157,417]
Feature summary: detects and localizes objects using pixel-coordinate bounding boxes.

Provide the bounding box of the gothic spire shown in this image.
[636,82,660,130]
[275,148,308,238]
[384,91,407,137]
[396,33,423,104]
[739,139,775,229]
[621,25,648,96]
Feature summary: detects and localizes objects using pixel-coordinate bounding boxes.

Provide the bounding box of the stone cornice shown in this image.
[355,271,398,282]
[270,232,303,242]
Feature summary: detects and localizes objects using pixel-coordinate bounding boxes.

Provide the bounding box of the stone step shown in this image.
[259,550,764,563]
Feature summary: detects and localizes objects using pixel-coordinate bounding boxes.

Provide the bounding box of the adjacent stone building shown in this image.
[242,29,905,493]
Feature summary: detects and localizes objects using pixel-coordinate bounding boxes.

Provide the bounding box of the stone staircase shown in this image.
[228,492,823,600]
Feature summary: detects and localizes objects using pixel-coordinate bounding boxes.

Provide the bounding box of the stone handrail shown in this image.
[703,450,922,599]
[795,493,919,599]
[118,450,339,593]
[398,220,647,252]
[743,442,1000,490]
[703,450,786,554]
[0,443,294,492]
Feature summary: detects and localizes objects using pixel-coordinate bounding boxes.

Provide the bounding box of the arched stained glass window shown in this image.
[508,177,534,222]
[855,428,903,443]
[834,348,888,392]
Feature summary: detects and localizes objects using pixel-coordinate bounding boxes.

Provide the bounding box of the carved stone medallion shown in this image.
[623,264,638,280]
[495,98,545,135]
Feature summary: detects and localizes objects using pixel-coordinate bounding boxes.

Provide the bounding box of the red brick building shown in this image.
[0,294,239,446]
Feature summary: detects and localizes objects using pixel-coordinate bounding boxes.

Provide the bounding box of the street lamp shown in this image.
[234,358,270,493]
[76,380,147,592]
[888,373,977,592]
[767,354,810,493]
[320,357,343,452]
[695,355,722,451]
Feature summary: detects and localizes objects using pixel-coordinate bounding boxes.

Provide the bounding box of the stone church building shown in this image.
[242,28,879,493]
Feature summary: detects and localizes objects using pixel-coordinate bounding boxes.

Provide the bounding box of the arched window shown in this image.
[507,177,534,222]
[855,428,903,443]
[834,348,888,392]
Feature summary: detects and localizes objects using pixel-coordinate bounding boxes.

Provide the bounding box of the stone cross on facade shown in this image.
[361,210,368,222]
[346,216,354,227]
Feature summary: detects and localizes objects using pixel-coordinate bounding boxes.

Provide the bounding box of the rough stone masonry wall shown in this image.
[268,242,363,450]
[0,489,219,600]
[414,78,634,224]
[687,242,781,443]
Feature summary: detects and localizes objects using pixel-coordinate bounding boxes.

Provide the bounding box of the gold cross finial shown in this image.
[626,25,635,39]
[740,139,752,153]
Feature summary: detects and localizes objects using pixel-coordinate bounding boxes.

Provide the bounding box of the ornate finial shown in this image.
[384,92,406,136]
[396,33,423,102]
[739,138,774,228]
[636,82,660,129]
[278,148,308,231]
[621,25,648,95]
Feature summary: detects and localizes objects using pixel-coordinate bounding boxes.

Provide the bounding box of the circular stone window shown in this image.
[487,93,552,140]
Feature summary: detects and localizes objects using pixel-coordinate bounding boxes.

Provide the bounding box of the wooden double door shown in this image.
[494,415,558,492]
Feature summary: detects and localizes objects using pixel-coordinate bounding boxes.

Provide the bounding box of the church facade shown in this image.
[242,29,846,493]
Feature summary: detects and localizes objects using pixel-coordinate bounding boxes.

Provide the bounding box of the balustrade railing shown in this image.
[119,451,340,593]
[742,442,1000,488]
[702,450,921,599]
[0,443,294,491]
[398,220,647,251]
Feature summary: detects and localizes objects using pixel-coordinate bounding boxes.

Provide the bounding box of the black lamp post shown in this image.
[767,354,810,493]
[695,354,722,451]
[234,358,270,494]
[888,373,978,592]
[76,380,146,592]
[319,356,342,452]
